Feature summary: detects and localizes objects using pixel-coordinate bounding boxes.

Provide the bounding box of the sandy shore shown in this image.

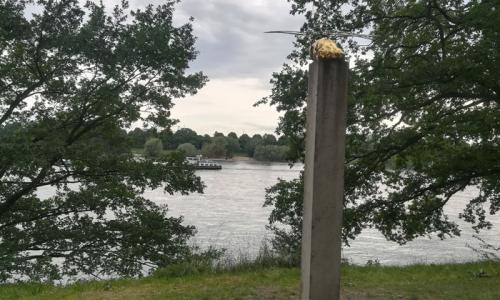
[210,156,254,162]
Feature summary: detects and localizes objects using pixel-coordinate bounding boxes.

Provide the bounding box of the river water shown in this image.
[36,160,499,266]
[145,160,500,266]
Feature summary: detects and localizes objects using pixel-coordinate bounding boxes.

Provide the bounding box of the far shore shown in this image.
[211,155,255,162]
[132,149,287,163]
[210,156,291,164]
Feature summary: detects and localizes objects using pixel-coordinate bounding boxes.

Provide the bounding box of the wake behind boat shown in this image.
[186,155,222,170]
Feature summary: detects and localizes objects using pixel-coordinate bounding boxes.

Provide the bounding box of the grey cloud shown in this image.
[120,0,303,134]
[175,0,303,80]
[120,0,303,81]
[29,0,301,82]
[242,122,277,132]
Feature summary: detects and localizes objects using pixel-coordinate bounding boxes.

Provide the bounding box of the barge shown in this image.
[186,156,222,170]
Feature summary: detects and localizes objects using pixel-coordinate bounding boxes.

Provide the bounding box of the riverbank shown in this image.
[2,261,500,299]
[131,149,287,163]
[212,155,255,162]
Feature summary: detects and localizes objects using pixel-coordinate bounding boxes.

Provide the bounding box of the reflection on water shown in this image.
[147,160,500,265]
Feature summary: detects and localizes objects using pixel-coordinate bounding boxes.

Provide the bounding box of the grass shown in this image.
[1,260,500,299]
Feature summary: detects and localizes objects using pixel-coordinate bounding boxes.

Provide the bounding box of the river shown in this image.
[145,160,500,265]
[36,160,499,266]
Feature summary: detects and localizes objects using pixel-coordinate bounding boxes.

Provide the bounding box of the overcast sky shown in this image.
[160,0,304,135]
[26,0,304,135]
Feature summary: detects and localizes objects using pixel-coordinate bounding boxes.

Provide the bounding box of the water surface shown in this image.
[147,160,500,265]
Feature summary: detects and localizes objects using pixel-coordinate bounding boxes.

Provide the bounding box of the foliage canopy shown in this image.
[261,0,500,255]
[0,0,206,282]
[177,142,197,157]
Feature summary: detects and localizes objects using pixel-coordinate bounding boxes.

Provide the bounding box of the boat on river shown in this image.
[186,156,222,170]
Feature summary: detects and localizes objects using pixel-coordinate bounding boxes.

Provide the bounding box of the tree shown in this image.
[171,128,203,149]
[245,134,263,157]
[260,0,500,255]
[225,137,241,157]
[262,133,277,145]
[201,134,212,147]
[227,132,238,140]
[213,131,224,137]
[277,135,289,146]
[144,138,163,158]
[158,129,174,149]
[128,128,148,149]
[177,143,197,157]
[0,0,206,282]
[253,145,288,162]
[201,137,226,158]
[238,133,251,151]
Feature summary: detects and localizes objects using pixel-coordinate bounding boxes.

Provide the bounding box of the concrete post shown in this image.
[300,57,349,300]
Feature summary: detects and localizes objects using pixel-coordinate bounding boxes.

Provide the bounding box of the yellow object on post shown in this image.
[310,38,344,60]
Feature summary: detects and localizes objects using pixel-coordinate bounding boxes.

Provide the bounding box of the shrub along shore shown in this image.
[1,260,500,300]
[129,127,291,162]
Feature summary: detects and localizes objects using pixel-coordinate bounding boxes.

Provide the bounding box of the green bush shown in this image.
[225,137,241,157]
[153,248,224,278]
[253,145,288,162]
[201,137,227,158]
[144,138,163,158]
[177,143,197,157]
[263,174,304,266]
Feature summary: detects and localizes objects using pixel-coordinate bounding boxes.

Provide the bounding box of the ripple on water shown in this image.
[37,160,499,265]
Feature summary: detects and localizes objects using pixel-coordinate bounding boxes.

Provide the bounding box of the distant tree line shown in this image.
[128,128,290,162]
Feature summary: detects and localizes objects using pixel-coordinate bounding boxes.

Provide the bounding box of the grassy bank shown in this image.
[2,261,500,299]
